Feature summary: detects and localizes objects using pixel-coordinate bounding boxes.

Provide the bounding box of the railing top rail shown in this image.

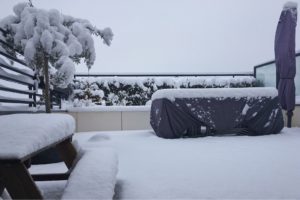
[254,52,300,69]
[74,72,254,77]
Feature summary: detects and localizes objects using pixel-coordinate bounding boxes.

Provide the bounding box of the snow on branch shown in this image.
[0,2,113,88]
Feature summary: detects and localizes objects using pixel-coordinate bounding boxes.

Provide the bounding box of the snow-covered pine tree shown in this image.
[0,2,113,112]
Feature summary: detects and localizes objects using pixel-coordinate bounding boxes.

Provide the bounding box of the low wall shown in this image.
[67,106,152,132]
[68,106,300,132]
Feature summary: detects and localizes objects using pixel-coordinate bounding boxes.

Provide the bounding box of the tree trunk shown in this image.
[43,56,51,113]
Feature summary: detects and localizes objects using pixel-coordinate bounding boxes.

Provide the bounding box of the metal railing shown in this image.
[74,72,254,78]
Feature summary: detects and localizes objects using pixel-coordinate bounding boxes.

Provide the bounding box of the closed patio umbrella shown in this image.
[275,2,297,128]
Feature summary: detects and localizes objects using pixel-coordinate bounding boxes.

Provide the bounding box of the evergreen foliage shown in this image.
[72,76,257,106]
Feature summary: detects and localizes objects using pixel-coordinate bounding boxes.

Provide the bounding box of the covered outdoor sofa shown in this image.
[150,87,284,138]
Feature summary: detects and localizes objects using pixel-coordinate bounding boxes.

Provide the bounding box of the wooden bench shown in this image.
[0,113,76,199]
[0,113,118,199]
[61,149,118,199]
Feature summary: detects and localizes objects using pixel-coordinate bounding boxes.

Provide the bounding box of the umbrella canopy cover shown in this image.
[275,2,297,112]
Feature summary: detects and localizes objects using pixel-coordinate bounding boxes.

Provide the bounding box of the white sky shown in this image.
[0,0,299,74]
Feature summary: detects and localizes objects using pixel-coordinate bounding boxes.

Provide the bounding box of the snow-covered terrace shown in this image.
[0,1,299,199]
[1,109,300,199]
[23,128,300,199]
[2,64,300,200]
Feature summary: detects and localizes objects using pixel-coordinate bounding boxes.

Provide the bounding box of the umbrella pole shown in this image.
[287,110,293,128]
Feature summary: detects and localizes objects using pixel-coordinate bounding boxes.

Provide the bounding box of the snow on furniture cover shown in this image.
[62,148,118,200]
[150,87,284,138]
[0,113,75,160]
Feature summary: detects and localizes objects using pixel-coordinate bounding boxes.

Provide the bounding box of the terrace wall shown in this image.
[68,106,152,132]
[68,106,300,132]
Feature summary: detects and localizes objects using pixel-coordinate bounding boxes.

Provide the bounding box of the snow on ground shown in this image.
[29,163,68,200]
[22,128,300,199]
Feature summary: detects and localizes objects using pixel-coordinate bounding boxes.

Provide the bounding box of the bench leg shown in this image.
[0,163,43,199]
[56,138,77,169]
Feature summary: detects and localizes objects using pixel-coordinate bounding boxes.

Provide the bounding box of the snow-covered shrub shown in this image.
[73,98,94,107]
[0,2,112,112]
[72,76,257,106]
[0,2,112,87]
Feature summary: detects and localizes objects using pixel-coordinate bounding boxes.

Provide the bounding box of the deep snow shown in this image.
[76,129,300,199]
[62,148,118,200]
[6,128,299,200]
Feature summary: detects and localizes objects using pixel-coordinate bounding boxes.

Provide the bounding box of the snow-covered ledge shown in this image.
[67,106,152,132]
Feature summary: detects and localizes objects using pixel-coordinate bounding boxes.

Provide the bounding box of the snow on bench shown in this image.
[0,113,119,199]
[62,148,118,200]
[0,113,75,160]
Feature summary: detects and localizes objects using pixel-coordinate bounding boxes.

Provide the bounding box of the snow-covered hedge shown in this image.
[72,76,256,106]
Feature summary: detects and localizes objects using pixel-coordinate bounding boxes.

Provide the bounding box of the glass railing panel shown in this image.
[255,54,300,96]
[255,63,276,88]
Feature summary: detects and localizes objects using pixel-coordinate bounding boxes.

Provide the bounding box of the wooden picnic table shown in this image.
[0,114,77,199]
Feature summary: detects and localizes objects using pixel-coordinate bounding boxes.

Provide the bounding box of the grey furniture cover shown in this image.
[150,88,284,138]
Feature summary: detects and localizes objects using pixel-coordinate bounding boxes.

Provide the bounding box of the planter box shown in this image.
[68,106,151,132]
